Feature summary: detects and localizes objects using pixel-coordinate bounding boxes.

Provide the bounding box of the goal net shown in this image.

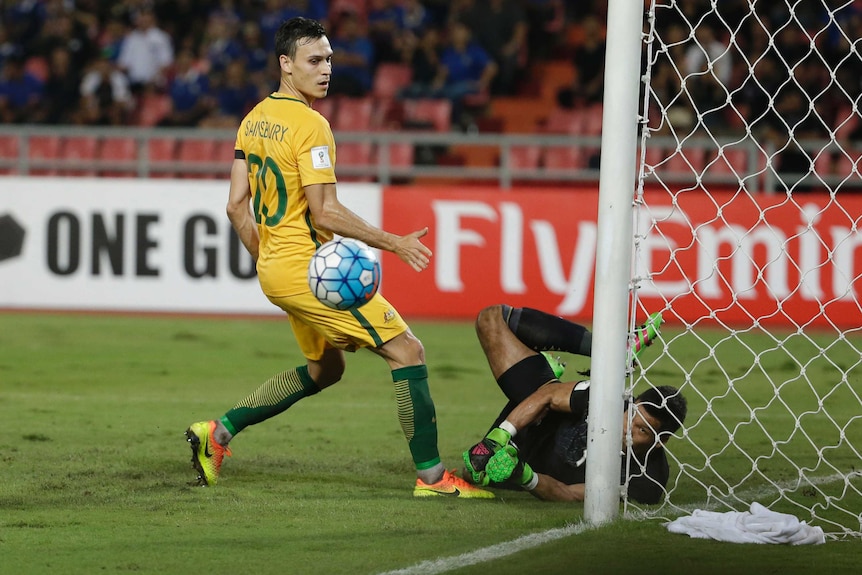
[626,0,862,537]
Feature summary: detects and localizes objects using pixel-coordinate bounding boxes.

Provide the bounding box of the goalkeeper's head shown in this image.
[634,385,687,442]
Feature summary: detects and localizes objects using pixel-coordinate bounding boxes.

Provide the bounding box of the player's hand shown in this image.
[393,227,432,272]
[462,427,515,485]
[462,439,495,485]
[485,444,520,483]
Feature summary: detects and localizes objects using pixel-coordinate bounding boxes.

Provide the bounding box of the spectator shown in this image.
[524,0,565,59]
[79,52,134,125]
[202,58,258,128]
[400,26,441,99]
[4,0,48,54]
[259,0,309,53]
[160,48,215,127]
[117,8,174,93]
[557,14,605,109]
[96,17,127,63]
[0,25,24,72]
[684,24,732,86]
[457,0,527,95]
[759,87,829,187]
[429,20,497,125]
[367,0,407,63]
[41,45,82,124]
[0,53,44,123]
[201,12,244,74]
[328,12,375,98]
[402,0,431,38]
[240,21,271,75]
[32,8,95,78]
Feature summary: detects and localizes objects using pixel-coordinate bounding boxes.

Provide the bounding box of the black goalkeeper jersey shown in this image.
[515,382,670,505]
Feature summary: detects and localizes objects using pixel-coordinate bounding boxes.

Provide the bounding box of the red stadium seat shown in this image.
[59,136,99,176]
[28,136,62,175]
[100,137,138,177]
[543,146,585,170]
[582,103,604,135]
[541,107,585,135]
[136,93,172,127]
[333,97,374,131]
[177,138,218,179]
[388,142,414,168]
[313,97,337,123]
[403,99,452,132]
[506,145,542,170]
[0,135,19,174]
[147,138,178,178]
[336,142,374,181]
[372,63,412,99]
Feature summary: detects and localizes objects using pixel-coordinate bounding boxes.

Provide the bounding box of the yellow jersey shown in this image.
[235,93,337,297]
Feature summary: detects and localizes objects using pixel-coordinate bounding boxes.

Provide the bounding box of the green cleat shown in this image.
[185,420,231,486]
[541,351,567,379]
[631,312,663,366]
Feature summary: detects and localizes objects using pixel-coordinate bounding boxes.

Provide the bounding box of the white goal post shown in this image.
[588,0,862,537]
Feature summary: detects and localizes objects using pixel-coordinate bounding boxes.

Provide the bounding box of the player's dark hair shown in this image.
[275,17,326,60]
[635,385,687,437]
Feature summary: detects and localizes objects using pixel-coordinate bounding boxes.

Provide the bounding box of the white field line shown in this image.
[377,472,858,575]
[376,521,597,575]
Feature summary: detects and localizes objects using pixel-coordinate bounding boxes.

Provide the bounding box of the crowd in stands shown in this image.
[1,0,861,173]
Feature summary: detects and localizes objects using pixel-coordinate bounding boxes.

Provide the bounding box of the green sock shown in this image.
[392,365,441,470]
[221,366,319,434]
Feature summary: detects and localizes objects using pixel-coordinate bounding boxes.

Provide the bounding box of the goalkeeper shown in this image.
[462,304,687,504]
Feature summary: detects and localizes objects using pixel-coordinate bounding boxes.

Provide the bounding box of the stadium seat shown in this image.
[333,97,374,131]
[136,93,172,127]
[388,142,414,168]
[534,60,576,104]
[490,97,548,133]
[313,97,337,123]
[177,138,218,179]
[59,136,100,176]
[543,146,585,170]
[833,105,859,141]
[336,142,374,181]
[99,137,138,177]
[403,99,452,132]
[372,63,412,99]
[667,147,706,175]
[582,103,604,135]
[705,147,749,178]
[147,137,178,178]
[541,106,585,134]
[27,136,62,176]
[506,145,542,170]
[0,135,19,174]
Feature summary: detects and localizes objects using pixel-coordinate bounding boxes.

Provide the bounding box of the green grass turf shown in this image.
[1,312,860,574]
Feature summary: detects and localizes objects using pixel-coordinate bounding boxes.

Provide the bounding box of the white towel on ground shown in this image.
[666,502,825,545]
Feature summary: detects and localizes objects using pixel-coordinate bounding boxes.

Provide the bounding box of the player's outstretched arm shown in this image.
[530,475,585,502]
[227,158,259,261]
[305,183,431,271]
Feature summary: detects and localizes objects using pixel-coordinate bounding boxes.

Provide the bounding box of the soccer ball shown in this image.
[307,238,381,310]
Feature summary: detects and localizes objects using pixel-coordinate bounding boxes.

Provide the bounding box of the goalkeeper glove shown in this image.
[484,444,538,490]
[462,427,513,485]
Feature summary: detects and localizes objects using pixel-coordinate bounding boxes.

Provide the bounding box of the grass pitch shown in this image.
[1,312,860,574]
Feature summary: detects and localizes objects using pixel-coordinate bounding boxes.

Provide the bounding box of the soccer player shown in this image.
[185,17,492,499]
[462,305,686,504]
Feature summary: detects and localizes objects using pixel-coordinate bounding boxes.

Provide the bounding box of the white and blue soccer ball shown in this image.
[308,238,381,310]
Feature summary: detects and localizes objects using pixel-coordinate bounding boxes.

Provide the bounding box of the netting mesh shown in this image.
[627,0,862,537]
